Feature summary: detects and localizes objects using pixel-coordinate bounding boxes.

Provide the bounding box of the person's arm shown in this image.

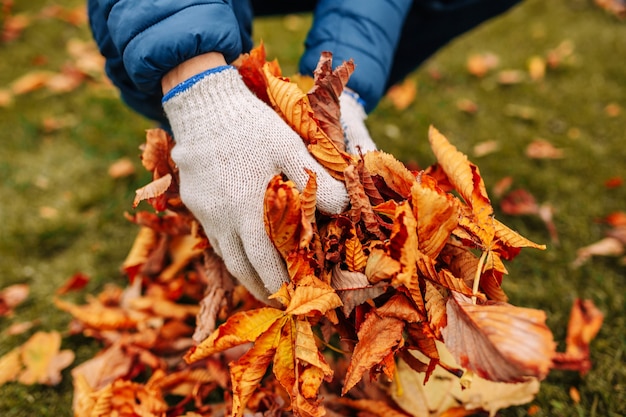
[87,0,245,126]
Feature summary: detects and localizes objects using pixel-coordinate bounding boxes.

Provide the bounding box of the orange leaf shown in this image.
[365,246,401,283]
[429,125,495,249]
[344,233,367,272]
[412,175,459,258]
[442,293,555,382]
[231,317,286,417]
[185,307,285,363]
[236,41,277,104]
[263,64,351,180]
[364,151,416,199]
[386,78,417,110]
[343,311,405,394]
[264,175,308,261]
[141,128,175,176]
[54,297,145,330]
[335,398,411,417]
[300,168,318,226]
[552,299,604,375]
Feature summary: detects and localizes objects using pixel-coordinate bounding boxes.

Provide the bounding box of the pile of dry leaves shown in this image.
[1,45,606,417]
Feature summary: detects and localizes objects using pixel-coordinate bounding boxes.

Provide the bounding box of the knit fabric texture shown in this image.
[340,90,377,154]
[163,67,349,302]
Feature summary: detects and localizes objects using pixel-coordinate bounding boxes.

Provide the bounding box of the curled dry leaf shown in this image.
[442,293,555,383]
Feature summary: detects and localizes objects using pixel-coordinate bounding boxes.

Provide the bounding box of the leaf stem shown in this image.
[472,250,489,304]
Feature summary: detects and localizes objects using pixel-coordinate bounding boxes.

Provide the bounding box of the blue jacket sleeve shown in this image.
[88,0,251,125]
[300,0,413,113]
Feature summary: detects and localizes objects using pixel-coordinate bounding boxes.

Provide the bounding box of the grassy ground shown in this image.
[1,0,624,416]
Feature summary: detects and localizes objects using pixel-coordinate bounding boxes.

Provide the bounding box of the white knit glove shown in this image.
[340,90,377,154]
[163,66,349,302]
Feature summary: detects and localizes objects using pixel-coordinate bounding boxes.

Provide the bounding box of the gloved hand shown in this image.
[162,66,349,302]
[340,89,378,154]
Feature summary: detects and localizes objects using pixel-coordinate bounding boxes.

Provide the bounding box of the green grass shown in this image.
[1,0,624,416]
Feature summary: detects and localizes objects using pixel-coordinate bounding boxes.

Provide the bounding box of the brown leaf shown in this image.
[442,293,555,382]
[344,164,385,239]
[71,343,134,392]
[343,311,405,394]
[192,252,235,344]
[307,51,355,151]
[335,398,411,417]
[572,236,624,268]
[332,265,387,317]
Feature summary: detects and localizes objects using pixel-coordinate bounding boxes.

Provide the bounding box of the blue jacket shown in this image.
[88,0,413,126]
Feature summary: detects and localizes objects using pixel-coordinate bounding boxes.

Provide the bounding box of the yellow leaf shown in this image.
[185,307,284,363]
[0,348,22,386]
[18,331,75,385]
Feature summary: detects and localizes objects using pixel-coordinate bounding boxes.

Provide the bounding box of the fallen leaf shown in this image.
[466,52,499,78]
[497,70,526,85]
[456,98,479,114]
[392,341,540,417]
[18,331,75,385]
[56,272,90,295]
[527,56,546,81]
[386,78,417,110]
[572,236,624,268]
[473,140,499,157]
[107,157,135,178]
[0,348,22,386]
[525,139,565,159]
[0,283,29,316]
